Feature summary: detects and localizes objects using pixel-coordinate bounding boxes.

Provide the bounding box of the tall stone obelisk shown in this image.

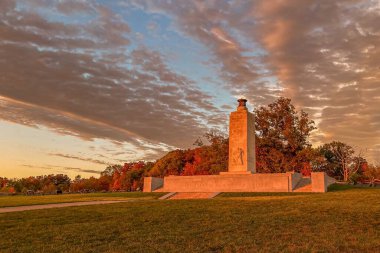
[226,99,256,174]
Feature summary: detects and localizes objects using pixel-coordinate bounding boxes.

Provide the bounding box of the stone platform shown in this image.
[144,172,335,193]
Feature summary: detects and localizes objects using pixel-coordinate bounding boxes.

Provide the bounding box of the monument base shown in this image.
[144,172,335,193]
[219,171,253,175]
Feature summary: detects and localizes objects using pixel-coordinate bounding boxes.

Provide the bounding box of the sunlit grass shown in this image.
[0,192,165,208]
[0,187,379,252]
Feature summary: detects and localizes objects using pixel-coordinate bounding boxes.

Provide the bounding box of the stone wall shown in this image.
[144,172,334,193]
[311,172,336,192]
[143,177,164,192]
[286,172,303,191]
[162,173,291,192]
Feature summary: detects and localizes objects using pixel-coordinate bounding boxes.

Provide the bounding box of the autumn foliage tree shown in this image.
[254,97,316,173]
[0,177,15,194]
[0,177,8,189]
[111,162,153,191]
[184,131,229,175]
[149,150,186,176]
[148,130,229,177]
[363,165,380,186]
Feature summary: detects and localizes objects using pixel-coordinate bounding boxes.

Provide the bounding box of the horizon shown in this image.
[1,0,379,178]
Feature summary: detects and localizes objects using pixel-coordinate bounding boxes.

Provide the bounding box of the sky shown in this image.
[0,0,379,178]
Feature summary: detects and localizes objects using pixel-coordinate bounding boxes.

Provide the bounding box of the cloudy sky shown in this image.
[1,0,379,178]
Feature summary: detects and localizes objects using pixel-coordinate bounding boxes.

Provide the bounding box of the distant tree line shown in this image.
[0,174,70,195]
[1,97,379,194]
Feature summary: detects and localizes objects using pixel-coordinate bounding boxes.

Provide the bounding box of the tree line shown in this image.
[1,97,379,194]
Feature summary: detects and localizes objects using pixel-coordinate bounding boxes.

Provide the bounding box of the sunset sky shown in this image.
[1,0,379,178]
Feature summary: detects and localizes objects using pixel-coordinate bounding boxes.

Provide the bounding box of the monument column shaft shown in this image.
[228,105,256,173]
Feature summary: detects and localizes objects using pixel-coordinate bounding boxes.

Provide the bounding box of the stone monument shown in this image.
[143,98,335,195]
[223,98,256,174]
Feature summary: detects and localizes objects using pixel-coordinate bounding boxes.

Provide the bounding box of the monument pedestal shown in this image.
[219,171,252,175]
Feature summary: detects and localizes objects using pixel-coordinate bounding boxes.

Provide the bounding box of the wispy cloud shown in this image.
[21,164,101,175]
[48,153,109,165]
[0,0,224,155]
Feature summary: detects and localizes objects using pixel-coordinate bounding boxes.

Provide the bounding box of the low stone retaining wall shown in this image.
[164,173,291,192]
[145,173,294,193]
[144,172,333,193]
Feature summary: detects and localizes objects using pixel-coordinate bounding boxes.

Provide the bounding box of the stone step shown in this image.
[169,192,220,200]
[159,192,176,200]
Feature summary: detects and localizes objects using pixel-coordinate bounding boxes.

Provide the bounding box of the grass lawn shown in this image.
[0,186,379,252]
[0,192,165,208]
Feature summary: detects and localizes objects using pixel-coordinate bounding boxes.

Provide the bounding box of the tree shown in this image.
[182,130,229,175]
[111,170,122,191]
[149,150,186,177]
[53,174,71,192]
[319,141,365,181]
[42,183,56,194]
[0,177,8,188]
[254,97,316,173]
[101,165,122,177]
[363,165,380,186]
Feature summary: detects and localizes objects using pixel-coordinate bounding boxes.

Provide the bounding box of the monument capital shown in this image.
[237,98,247,106]
[237,98,248,111]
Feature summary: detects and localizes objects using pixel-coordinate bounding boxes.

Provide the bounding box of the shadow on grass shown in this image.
[218,184,380,197]
[328,183,379,192]
[328,184,354,192]
[218,192,313,198]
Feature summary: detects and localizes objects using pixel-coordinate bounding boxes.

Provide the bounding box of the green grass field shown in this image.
[0,186,379,252]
